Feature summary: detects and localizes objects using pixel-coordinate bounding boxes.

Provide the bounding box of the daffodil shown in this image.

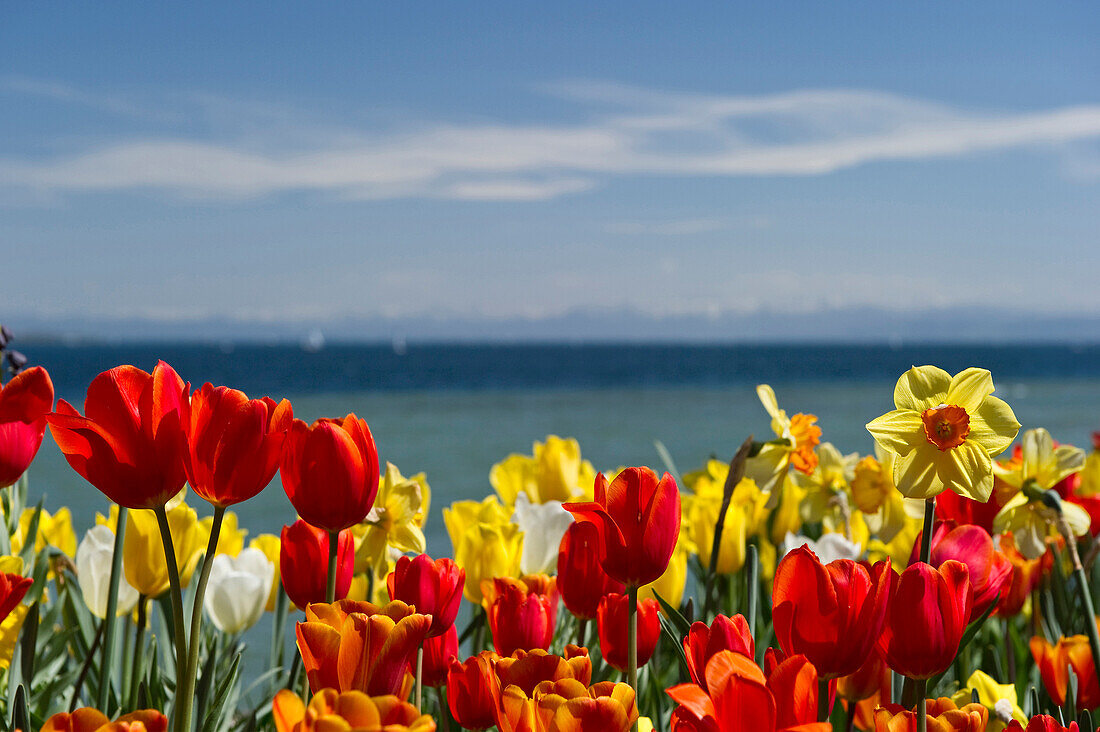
[792,442,859,525]
[867,514,923,573]
[993,428,1085,495]
[490,435,597,506]
[443,495,522,604]
[850,449,910,543]
[352,462,430,581]
[866,366,1020,501]
[950,670,1026,732]
[745,385,821,494]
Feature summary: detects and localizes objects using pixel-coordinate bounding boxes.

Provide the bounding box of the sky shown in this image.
[2,3,1099,334]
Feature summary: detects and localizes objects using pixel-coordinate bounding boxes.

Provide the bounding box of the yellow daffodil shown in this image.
[867,513,923,573]
[490,435,597,506]
[850,449,909,543]
[352,462,430,581]
[866,366,1020,501]
[123,502,207,597]
[993,428,1085,494]
[248,534,281,612]
[201,510,247,558]
[950,670,1026,732]
[443,495,523,604]
[11,507,77,558]
[1080,437,1100,497]
[745,385,822,494]
[792,442,858,526]
[763,474,806,545]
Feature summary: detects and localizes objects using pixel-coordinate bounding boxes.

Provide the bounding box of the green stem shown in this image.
[1061,517,1100,696]
[129,596,148,710]
[154,504,189,726]
[745,543,759,637]
[918,496,936,565]
[414,643,424,713]
[326,530,339,604]
[818,677,830,722]
[177,505,225,732]
[576,618,588,648]
[97,505,128,712]
[69,617,105,711]
[915,677,928,732]
[627,584,639,728]
[436,687,452,732]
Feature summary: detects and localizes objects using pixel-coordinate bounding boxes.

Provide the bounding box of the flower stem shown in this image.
[1059,515,1100,695]
[576,618,588,648]
[627,584,639,729]
[96,505,128,713]
[177,505,225,732]
[129,596,148,710]
[918,497,936,565]
[436,687,452,732]
[153,505,188,729]
[326,530,339,604]
[415,643,424,713]
[818,677,830,722]
[915,678,928,732]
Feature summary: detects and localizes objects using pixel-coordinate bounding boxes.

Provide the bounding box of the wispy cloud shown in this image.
[3,80,1100,202]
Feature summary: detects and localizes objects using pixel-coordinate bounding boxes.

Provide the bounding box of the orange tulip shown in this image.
[295,599,432,697]
[563,467,681,588]
[1030,634,1100,709]
[597,592,660,673]
[279,520,354,608]
[995,532,1050,617]
[446,651,500,731]
[872,698,988,732]
[486,576,558,656]
[495,646,593,695]
[40,708,168,732]
[879,561,972,680]
[281,413,380,533]
[836,647,889,705]
[182,383,292,507]
[772,545,892,679]
[683,614,755,692]
[48,362,188,509]
[557,521,624,620]
[497,678,638,732]
[272,688,435,732]
[0,365,53,488]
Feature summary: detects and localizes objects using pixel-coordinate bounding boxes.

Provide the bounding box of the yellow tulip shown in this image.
[683,471,758,575]
[445,496,523,604]
[490,435,597,506]
[12,506,77,558]
[764,475,806,546]
[352,462,429,580]
[950,670,1026,732]
[201,510,247,558]
[123,502,207,597]
[249,534,282,612]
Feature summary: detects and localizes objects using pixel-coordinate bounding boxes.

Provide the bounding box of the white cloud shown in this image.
[3,81,1100,202]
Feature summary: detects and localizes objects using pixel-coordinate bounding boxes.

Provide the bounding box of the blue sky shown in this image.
[2,2,1099,329]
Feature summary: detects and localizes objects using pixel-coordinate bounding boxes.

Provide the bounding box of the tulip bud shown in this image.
[279,520,354,608]
[76,525,139,619]
[597,593,660,673]
[203,548,274,634]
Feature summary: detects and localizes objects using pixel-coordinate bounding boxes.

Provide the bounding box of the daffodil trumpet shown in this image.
[97,505,127,711]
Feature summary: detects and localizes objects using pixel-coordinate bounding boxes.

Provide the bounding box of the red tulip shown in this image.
[557,521,625,620]
[683,614,754,692]
[182,384,293,507]
[0,571,32,621]
[486,577,556,657]
[48,362,188,509]
[279,520,354,608]
[597,592,660,673]
[563,467,680,588]
[772,546,892,679]
[1030,634,1100,710]
[280,414,380,533]
[386,553,464,638]
[419,624,458,688]
[1005,717,1080,732]
[911,521,1011,620]
[0,366,53,488]
[447,651,500,730]
[836,647,889,704]
[879,561,972,680]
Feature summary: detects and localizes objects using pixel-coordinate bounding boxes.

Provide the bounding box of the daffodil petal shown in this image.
[756,384,782,422]
[1049,445,1087,487]
[892,445,942,499]
[866,410,926,456]
[893,365,951,411]
[938,441,994,502]
[946,368,995,412]
[1063,501,1092,537]
[967,395,1020,457]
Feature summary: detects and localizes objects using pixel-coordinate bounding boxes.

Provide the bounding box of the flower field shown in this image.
[1,343,1100,731]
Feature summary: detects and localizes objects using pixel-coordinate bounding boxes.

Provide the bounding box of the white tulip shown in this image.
[203,548,274,635]
[76,525,140,619]
[512,493,575,575]
[780,531,862,565]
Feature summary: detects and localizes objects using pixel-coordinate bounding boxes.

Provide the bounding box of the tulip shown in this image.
[271,688,435,732]
[387,553,464,638]
[872,698,988,732]
[557,521,624,621]
[772,545,891,679]
[446,651,500,730]
[880,560,972,680]
[249,534,282,612]
[420,624,458,688]
[564,467,681,589]
[444,495,523,604]
[183,383,293,507]
[1030,634,1100,710]
[280,413,380,533]
[354,462,430,582]
[597,593,660,673]
[836,648,889,706]
[280,521,354,608]
[486,576,557,656]
[1004,718,1080,732]
[495,646,592,693]
[995,532,1050,617]
[512,493,575,575]
[497,679,638,732]
[683,614,755,692]
[490,435,598,506]
[76,525,139,619]
[48,361,188,509]
[0,365,53,488]
[40,708,169,732]
[123,503,207,597]
[296,599,432,697]
[0,569,32,623]
[912,521,1011,620]
[12,506,77,558]
[203,547,274,634]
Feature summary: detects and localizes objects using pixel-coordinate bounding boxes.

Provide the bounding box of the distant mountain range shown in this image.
[7,306,1100,344]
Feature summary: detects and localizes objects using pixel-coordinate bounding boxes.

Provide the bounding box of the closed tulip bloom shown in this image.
[487,577,557,656]
[597,593,660,673]
[420,624,458,688]
[512,494,575,575]
[123,502,207,597]
[497,679,638,732]
[40,708,169,732]
[280,520,354,608]
[557,521,624,620]
[0,569,32,623]
[272,688,436,732]
[683,614,755,692]
[880,561,972,680]
[0,365,53,488]
[48,362,188,509]
[183,384,292,507]
[76,524,139,619]
[447,652,500,730]
[1029,634,1100,710]
[772,545,892,679]
[563,467,681,588]
[203,547,274,634]
[1004,718,1080,732]
[444,495,523,604]
[873,698,988,732]
[836,648,889,704]
[249,533,282,612]
[281,414,380,533]
[495,646,593,695]
[386,553,464,638]
[911,521,1011,620]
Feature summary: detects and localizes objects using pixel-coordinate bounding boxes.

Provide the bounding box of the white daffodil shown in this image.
[512,493,575,575]
[780,531,862,565]
[76,525,139,619]
[203,548,274,634]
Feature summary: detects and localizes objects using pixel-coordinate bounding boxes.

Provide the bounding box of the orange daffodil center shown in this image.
[921,404,971,451]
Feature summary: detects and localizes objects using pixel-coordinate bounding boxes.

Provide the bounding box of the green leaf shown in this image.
[11,684,29,732]
[19,602,39,685]
[653,440,682,486]
[651,590,692,637]
[202,650,242,732]
[17,500,43,569]
[956,592,1000,656]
